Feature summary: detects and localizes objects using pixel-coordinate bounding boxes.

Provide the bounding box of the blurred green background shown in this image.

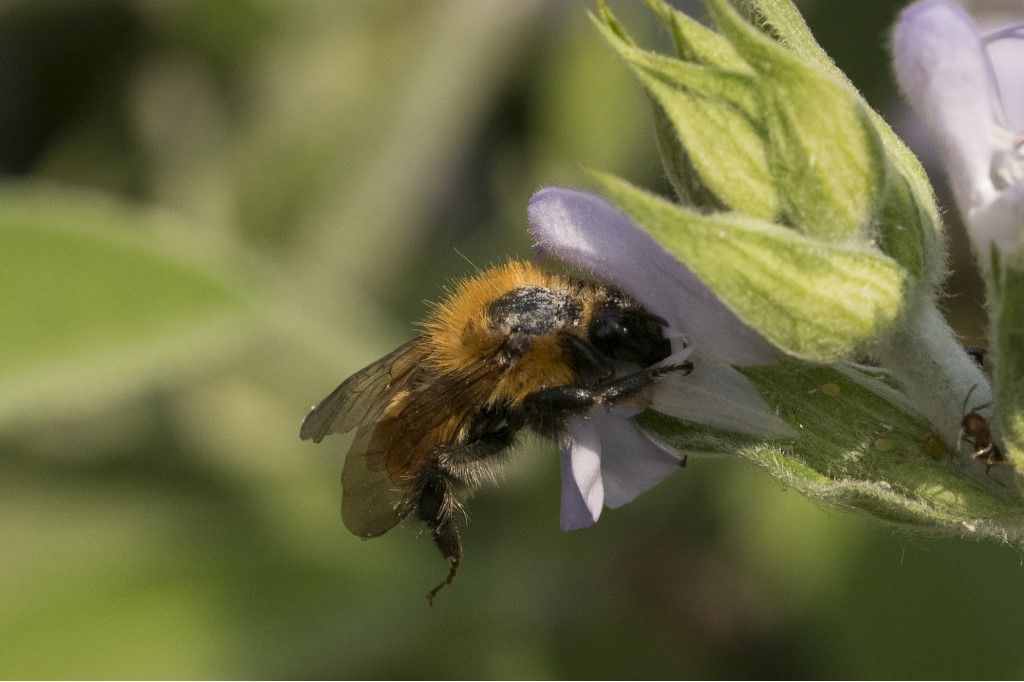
[2,0,1020,678]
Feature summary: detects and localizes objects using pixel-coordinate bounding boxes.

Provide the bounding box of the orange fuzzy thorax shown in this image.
[421,260,588,405]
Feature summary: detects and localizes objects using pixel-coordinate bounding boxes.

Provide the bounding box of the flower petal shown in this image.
[893,0,1002,212]
[595,413,683,509]
[968,182,1024,259]
[565,415,604,526]
[983,23,1024,133]
[650,349,795,438]
[528,187,777,365]
[559,439,598,531]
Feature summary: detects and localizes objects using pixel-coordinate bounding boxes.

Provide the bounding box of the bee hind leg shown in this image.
[416,468,464,604]
[417,424,522,604]
[425,518,462,605]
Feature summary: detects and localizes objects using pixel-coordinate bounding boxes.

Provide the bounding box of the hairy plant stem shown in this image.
[875,298,1016,493]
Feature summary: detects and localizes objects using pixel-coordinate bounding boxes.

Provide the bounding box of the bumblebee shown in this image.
[300,260,691,601]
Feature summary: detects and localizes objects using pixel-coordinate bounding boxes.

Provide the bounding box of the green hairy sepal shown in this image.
[593,0,1024,542]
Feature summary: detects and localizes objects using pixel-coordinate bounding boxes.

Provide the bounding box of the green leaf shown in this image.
[644,361,1024,542]
[733,0,945,286]
[639,410,769,457]
[593,15,777,220]
[859,164,944,300]
[594,0,635,45]
[650,100,718,207]
[707,0,887,241]
[878,139,944,290]
[743,363,1019,529]
[735,0,841,74]
[595,173,907,362]
[594,23,761,119]
[0,184,249,428]
[877,170,930,280]
[643,0,750,72]
[639,72,777,219]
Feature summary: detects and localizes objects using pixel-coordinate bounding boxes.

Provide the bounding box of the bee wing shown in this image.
[340,361,497,536]
[299,337,426,443]
[341,425,410,537]
[369,360,497,475]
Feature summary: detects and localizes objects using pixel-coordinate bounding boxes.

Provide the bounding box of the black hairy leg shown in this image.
[558,332,614,385]
[416,418,522,603]
[522,361,693,436]
[436,425,519,484]
[414,467,463,604]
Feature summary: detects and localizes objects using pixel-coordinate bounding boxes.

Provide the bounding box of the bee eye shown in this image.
[590,308,670,366]
[591,315,625,344]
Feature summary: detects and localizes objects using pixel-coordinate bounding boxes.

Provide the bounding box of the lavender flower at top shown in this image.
[894,0,1024,261]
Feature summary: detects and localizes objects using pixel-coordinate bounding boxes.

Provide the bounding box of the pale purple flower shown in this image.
[528,187,792,531]
[894,0,1024,259]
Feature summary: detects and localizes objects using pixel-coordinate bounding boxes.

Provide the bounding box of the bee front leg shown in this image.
[523,362,692,435]
[558,332,614,385]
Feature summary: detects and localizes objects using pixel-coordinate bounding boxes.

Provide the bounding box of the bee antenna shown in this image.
[962,383,978,417]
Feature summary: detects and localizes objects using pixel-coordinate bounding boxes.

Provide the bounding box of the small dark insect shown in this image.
[299,260,691,602]
[957,384,1006,476]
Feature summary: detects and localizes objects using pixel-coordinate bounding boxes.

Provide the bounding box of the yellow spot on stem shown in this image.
[922,433,945,460]
[818,382,841,397]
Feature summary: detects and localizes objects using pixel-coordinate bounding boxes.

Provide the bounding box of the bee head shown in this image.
[589,294,672,367]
